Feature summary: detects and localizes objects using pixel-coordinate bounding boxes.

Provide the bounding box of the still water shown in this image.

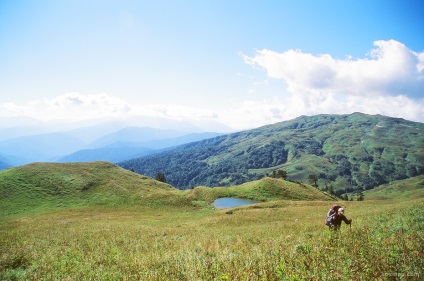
[213,197,260,208]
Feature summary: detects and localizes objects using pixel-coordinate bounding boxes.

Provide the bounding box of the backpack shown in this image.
[324,204,341,227]
[325,212,336,226]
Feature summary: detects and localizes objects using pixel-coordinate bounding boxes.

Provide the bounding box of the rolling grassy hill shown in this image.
[185,177,333,204]
[0,162,331,216]
[0,162,423,280]
[0,162,181,216]
[119,113,424,193]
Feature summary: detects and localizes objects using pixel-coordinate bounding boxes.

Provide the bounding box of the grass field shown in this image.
[1,162,423,280]
[1,198,423,280]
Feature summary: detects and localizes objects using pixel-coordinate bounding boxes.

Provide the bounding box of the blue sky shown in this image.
[1,0,423,130]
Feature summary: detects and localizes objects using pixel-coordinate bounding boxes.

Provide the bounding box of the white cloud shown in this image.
[1,90,423,132]
[0,92,224,127]
[218,99,286,129]
[243,40,424,123]
[1,40,423,132]
[2,93,135,121]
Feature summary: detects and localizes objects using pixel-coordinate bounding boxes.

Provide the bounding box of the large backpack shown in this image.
[325,212,336,227]
[324,204,341,227]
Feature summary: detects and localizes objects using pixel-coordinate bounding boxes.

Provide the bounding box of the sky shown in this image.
[1,0,424,131]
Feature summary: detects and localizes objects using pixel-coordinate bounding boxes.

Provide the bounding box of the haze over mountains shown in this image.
[0,116,226,168]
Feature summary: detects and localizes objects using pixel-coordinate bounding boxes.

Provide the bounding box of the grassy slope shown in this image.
[0,162,332,216]
[1,162,423,279]
[185,177,333,203]
[1,198,422,280]
[0,161,183,216]
[364,174,424,200]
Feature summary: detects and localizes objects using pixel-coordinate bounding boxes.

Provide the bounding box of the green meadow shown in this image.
[1,162,423,280]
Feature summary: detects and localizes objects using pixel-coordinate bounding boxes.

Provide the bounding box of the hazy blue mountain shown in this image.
[0,155,14,170]
[0,117,224,167]
[59,132,223,163]
[108,132,224,150]
[88,127,193,148]
[0,132,86,165]
[0,114,228,168]
[58,147,155,163]
[0,123,49,142]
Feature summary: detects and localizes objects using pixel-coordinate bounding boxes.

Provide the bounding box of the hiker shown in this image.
[326,207,352,230]
[326,204,341,217]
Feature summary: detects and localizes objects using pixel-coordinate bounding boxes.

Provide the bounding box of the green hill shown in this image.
[0,161,181,216]
[0,162,331,216]
[119,113,424,193]
[185,177,333,203]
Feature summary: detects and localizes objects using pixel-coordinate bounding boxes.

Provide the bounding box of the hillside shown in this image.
[119,113,424,192]
[0,162,332,216]
[364,174,424,200]
[1,166,422,279]
[185,177,333,203]
[0,162,180,216]
[0,163,422,280]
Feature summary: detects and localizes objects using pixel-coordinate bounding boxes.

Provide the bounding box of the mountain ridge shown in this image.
[119,113,424,192]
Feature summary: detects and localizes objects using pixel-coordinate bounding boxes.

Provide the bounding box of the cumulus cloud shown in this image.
[243,40,424,122]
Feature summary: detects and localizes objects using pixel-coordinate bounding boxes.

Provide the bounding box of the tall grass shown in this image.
[1,199,422,280]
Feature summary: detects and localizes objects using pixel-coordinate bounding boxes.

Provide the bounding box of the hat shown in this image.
[338,208,344,214]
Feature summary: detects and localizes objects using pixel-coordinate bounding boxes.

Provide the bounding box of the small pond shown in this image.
[213,197,260,208]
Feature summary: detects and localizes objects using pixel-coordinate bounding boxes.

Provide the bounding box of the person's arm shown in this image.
[342,215,352,224]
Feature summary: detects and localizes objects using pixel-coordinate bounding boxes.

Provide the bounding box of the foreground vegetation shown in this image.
[1,198,423,280]
[1,162,423,280]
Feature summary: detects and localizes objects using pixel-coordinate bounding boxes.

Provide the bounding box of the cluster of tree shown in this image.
[319,181,365,201]
[266,169,288,179]
[155,172,166,183]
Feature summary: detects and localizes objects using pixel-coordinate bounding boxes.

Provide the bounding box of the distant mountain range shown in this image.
[0,132,85,165]
[119,113,424,192]
[0,119,223,167]
[58,131,222,163]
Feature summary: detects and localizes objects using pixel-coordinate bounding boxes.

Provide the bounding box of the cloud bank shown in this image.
[243,39,424,122]
[1,40,423,130]
[1,92,218,121]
